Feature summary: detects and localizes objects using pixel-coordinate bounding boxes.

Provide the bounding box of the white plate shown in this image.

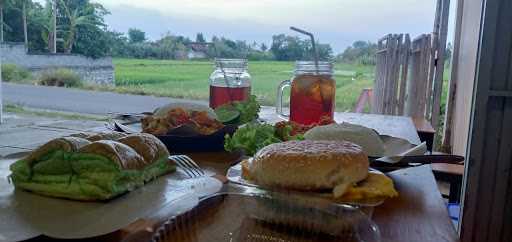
[0,159,222,241]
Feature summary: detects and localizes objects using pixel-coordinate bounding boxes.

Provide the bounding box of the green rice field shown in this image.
[112,58,375,111]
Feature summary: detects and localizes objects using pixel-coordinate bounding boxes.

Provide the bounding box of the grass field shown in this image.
[112,58,375,111]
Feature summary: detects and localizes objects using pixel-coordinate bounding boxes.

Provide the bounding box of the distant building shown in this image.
[187,42,208,59]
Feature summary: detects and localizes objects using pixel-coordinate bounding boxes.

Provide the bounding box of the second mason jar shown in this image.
[277,61,336,125]
[209,58,251,109]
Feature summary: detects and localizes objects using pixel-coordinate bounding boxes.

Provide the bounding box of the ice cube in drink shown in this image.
[289,75,335,125]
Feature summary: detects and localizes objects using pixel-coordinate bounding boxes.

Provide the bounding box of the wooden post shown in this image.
[419,35,431,118]
[390,34,403,115]
[383,35,394,114]
[431,0,451,135]
[442,0,464,153]
[405,35,430,119]
[373,35,389,114]
[353,88,373,113]
[398,34,411,115]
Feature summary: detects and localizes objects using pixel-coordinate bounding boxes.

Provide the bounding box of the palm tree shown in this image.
[22,0,27,46]
[50,0,56,53]
[0,0,4,42]
[8,0,29,46]
[60,0,103,53]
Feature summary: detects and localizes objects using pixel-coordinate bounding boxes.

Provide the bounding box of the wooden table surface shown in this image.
[24,111,453,241]
[165,153,460,242]
[259,107,422,145]
[98,152,459,242]
[374,165,459,242]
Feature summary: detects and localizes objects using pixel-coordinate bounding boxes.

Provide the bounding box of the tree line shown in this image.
[1,0,110,58]
[1,0,378,63]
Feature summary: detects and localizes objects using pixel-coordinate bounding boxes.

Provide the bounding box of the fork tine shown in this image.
[170,156,195,178]
[174,156,201,177]
[179,155,205,176]
[175,156,202,177]
[174,159,194,178]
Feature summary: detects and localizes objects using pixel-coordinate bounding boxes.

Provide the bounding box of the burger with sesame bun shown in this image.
[241,140,398,201]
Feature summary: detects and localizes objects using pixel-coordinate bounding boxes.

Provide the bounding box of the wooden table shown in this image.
[374,165,459,242]
[189,112,456,242]
[95,153,458,242]
[259,107,421,145]
[27,111,457,242]
[125,152,456,242]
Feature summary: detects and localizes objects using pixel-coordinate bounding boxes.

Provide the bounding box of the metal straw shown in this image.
[290,26,319,74]
[209,41,235,104]
[290,27,330,112]
[218,60,235,104]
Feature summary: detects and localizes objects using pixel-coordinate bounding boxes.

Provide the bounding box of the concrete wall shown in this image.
[0,42,114,85]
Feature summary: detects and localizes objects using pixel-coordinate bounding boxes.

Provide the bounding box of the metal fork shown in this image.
[169,155,205,178]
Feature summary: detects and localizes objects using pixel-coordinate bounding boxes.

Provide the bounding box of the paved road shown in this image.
[3,83,207,115]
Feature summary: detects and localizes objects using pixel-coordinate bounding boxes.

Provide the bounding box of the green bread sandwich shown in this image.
[9,132,175,201]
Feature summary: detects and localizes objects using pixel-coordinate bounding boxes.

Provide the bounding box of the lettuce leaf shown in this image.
[9,151,175,201]
[215,95,260,125]
[224,123,281,156]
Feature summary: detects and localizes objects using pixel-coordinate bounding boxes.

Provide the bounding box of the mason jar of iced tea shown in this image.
[209,58,251,108]
[277,61,335,125]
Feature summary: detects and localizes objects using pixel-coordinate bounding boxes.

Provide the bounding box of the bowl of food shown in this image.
[137,104,235,152]
[136,99,260,153]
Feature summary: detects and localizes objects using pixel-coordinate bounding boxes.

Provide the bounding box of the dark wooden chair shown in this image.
[432,162,464,203]
[412,117,436,152]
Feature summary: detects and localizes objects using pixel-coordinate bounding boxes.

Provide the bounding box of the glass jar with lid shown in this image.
[209,58,251,108]
[277,61,335,125]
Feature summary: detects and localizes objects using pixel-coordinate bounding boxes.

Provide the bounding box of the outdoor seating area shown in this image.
[0,105,459,242]
[1,0,511,242]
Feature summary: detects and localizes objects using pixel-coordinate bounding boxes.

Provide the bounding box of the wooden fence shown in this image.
[372,32,445,124]
[372,34,411,115]
[371,0,450,143]
[404,34,435,119]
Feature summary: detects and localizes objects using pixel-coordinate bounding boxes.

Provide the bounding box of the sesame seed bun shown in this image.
[247,140,369,197]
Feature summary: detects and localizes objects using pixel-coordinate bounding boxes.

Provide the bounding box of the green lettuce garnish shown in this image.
[215,95,260,125]
[224,123,281,156]
[9,150,175,201]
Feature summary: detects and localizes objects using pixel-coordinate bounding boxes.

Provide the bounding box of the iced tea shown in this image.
[289,75,335,125]
[209,86,251,109]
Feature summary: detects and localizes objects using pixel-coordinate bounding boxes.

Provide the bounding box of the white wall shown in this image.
[451,0,483,155]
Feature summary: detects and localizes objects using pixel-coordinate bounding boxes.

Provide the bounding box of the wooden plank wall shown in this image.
[460,0,512,241]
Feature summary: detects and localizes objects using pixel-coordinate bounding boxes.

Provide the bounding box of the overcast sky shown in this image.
[44,0,456,54]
